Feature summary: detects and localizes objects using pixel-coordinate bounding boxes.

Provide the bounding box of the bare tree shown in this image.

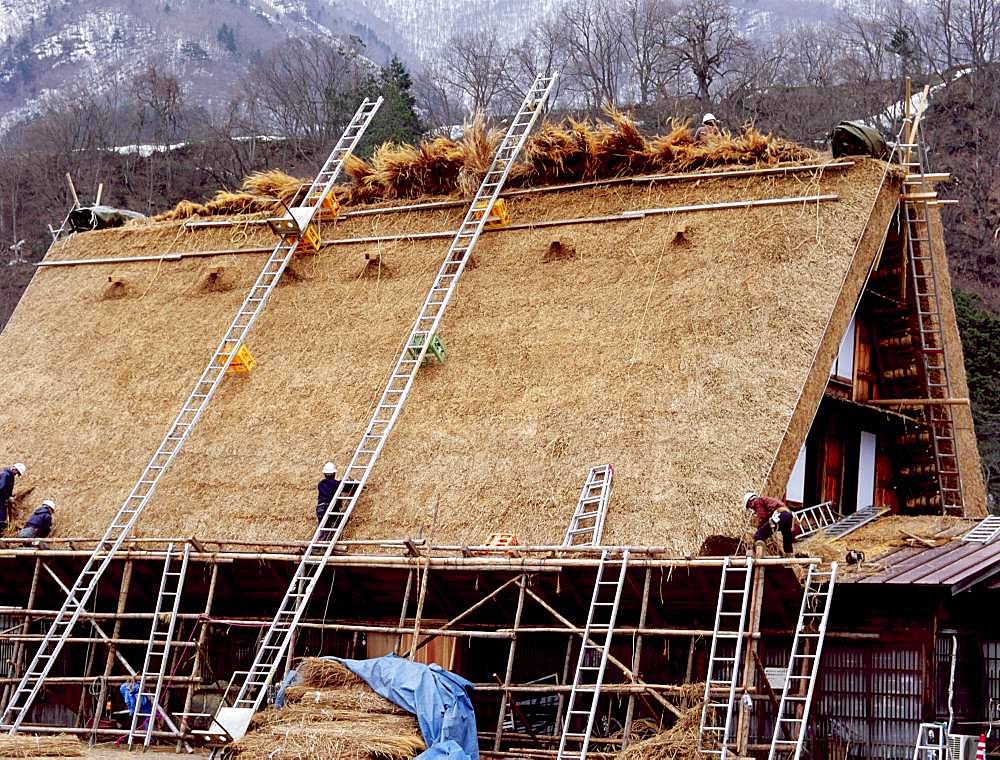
[437,27,510,116]
[558,0,627,109]
[663,0,749,106]
[620,0,670,106]
[132,65,186,146]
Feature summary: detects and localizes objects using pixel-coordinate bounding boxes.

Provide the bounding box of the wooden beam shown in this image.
[866,398,969,406]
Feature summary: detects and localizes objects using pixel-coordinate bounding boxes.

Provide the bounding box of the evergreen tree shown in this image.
[361,56,422,153]
[953,289,1000,510]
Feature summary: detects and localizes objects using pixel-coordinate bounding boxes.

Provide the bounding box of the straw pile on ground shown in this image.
[616,704,704,760]
[150,110,816,221]
[0,734,83,757]
[234,658,424,760]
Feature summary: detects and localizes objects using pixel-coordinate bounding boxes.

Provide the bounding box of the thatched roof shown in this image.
[0,159,914,552]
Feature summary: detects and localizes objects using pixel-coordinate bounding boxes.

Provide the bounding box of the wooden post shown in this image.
[178,562,218,744]
[554,634,575,735]
[65,173,81,208]
[493,574,527,751]
[736,559,766,756]
[90,560,133,739]
[2,558,41,710]
[621,568,652,749]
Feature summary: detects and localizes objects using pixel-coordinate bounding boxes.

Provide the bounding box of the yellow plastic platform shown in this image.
[226,344,256,375]
[473,197,510,229]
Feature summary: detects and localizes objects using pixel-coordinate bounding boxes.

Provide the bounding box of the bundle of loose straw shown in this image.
[0,734,84,757]
[234,658,424,760]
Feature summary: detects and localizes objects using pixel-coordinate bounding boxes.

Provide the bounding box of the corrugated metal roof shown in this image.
[844,539,1000,593]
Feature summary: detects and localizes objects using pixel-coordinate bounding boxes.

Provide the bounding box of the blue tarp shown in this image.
[276,654,478,760]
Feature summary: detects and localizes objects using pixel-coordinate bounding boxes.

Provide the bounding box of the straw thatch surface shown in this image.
[234,658,423,760]
[0,159,907,550]
[0,734,84,757]
[798,515,973,566]
[149,114,816,221]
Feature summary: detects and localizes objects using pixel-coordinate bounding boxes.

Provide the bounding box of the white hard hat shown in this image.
[12,463,25,477]
[743,491,758,509]
[322,462,337,475]
[703,112,717,124]
[41,499,56,511]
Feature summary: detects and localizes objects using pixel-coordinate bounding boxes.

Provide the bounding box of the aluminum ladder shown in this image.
[127,543,191,750]
[218,74,559,733]
[824,506,888,540]
[768,562,837,760]
[793,502,839,539]
[899,137,963,514]
[962,515,1000,544]
[0,98,382,734]
[555,549,629,760]
[698,556,754,760]
[562,465,614,547]
[912,722,948,760]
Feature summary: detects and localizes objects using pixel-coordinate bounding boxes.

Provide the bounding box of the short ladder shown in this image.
[128,543,191,749]
[556,549,629,759]
[912,722,948,760]
[562,465,614,547]
[768,562,838,760]
[793,502,839,539]
[698,557,754,760]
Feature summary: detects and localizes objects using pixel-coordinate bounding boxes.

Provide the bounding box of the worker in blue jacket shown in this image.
[316,462,341,524]
[18,500,54,539]
[0,462,26,531]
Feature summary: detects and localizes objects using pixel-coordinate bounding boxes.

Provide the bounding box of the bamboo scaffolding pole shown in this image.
[1,557,41,710]
[407,556,431,660]
[41,193,840,269]
[394,568,414,654]
[621,567,652,750]
[523,586,682,719]
[89,559,133,740]
[736,558,766,755]
[413,575,521,654]
[0,546,820,569]
[39,562,144,675]
[179,562,217,742]
[493,575,528,751]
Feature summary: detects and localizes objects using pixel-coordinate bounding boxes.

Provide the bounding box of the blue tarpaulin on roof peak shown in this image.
[276,654,479,760]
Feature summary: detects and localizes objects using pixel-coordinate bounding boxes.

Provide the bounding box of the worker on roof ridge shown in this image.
[695,112,721,144]
[0,462,26,533]
[18,498,54,540]
[317,462,341,525]
[744,491,798,556]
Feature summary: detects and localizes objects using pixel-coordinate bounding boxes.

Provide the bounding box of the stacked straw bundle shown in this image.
[234,658,425,760]
[615,705,705,760]
[152,110,817,222]
[0,734,83,757]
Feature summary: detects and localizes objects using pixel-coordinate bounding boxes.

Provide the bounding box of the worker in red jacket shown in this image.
[744,492,798,555]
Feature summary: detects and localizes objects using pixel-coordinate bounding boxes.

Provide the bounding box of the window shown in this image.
[831,316,857,381]
[857,432,877,509]
[787,444,807,504]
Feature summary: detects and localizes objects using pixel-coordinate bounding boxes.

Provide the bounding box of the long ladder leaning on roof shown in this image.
[698,556,754,760]
[563,464,614,547]
[218,74,560,734]
[898,110,963,514]
[127,542,191,750]
[0,98,383,734]
[556,548,630,760]
[768,562,838,760]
